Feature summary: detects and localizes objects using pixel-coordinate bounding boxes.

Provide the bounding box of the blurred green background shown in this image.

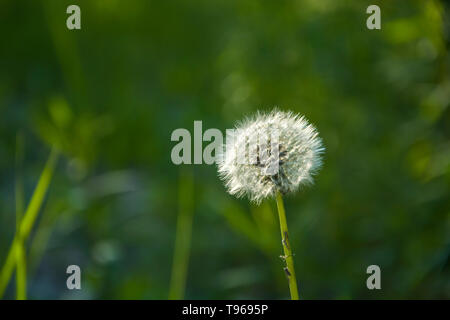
[0,0,449,299]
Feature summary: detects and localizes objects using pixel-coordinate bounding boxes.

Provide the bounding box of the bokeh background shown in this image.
[0,0,449,299]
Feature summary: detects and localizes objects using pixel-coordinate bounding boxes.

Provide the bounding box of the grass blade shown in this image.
[15,133,26,300]
[0,148,58,298]
[169,168,194,300]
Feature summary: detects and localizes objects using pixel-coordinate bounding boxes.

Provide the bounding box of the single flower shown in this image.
[218,109,324,203]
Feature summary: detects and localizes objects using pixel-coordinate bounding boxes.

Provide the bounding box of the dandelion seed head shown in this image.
[218,109,324,204]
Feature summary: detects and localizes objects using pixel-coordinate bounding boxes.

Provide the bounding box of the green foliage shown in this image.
[0,0,449,299]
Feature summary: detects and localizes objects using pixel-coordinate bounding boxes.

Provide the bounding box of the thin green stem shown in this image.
[275,191,299,300]
[169,169,194,300]
[15,244,26,300]
[15,133,26,300]
[0,240,17,298]
[15,133,24,231]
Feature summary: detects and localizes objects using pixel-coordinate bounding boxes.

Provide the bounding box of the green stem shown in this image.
[15,132,26,300]
[168,169,194,300]
[275,191,299,300]
[15,243,26,300]
[0,240,18,298]
[0,149,58,298]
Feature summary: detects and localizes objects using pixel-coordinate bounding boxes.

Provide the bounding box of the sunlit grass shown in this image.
[0,148,58,299]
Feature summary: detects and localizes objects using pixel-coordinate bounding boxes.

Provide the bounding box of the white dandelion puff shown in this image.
[218,109,324,204]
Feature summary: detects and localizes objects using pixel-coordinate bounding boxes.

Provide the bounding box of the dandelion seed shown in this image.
[218,109,324,204]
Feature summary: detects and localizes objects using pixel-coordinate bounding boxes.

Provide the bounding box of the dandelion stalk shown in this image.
[275,191,299,300]
[217,109,324,299]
